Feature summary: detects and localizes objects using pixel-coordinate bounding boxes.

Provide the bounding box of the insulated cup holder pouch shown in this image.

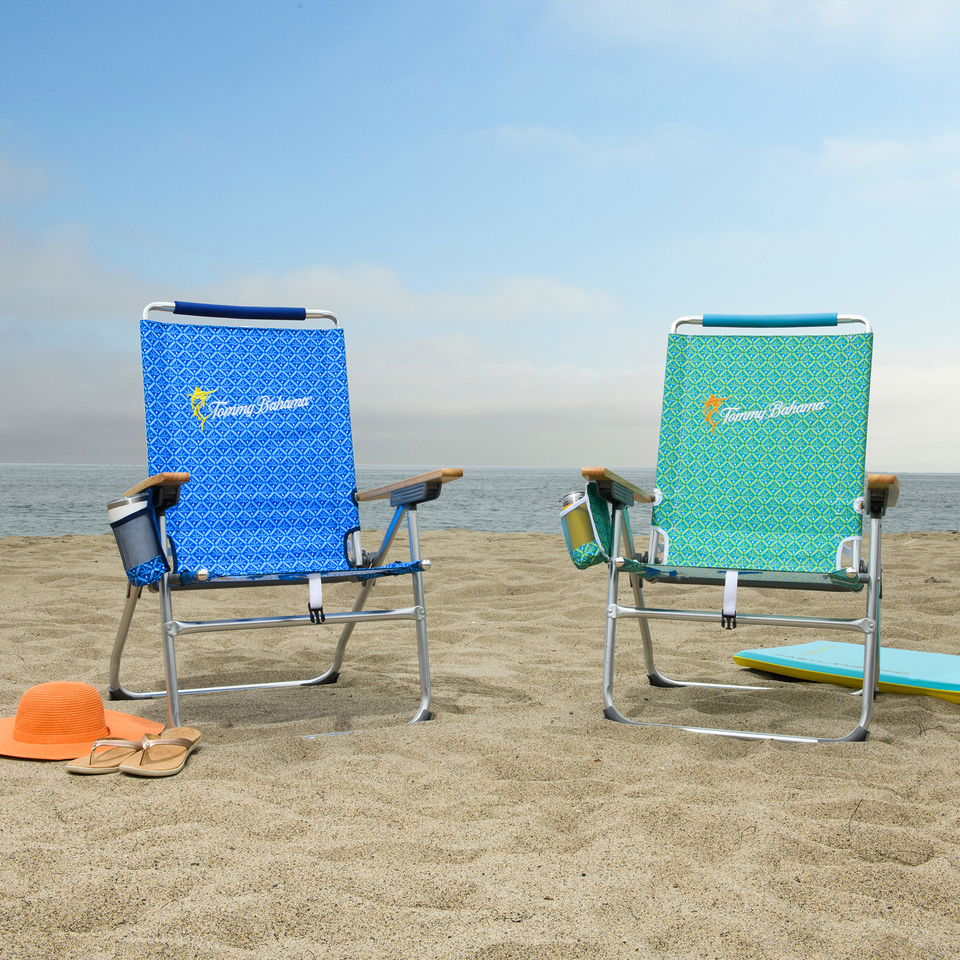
[107,493,169,586]
[561,481,638,571]
[560,484,609,570]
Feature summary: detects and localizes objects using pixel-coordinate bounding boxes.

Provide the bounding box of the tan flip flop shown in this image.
[67,734,165,775]
[118,727,202,778]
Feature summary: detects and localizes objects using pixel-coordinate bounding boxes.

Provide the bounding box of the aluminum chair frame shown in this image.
[108,301,461,728]
[588,313,898,743]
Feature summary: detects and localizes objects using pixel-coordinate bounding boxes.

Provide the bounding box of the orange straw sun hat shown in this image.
[0,681,165,761]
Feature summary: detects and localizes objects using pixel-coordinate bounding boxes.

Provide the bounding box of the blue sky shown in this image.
[2,0,959,469]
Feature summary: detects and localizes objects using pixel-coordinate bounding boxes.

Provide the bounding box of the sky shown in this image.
[1,0,959,471]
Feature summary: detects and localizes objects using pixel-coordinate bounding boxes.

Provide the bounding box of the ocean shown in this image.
[0,463,957,539]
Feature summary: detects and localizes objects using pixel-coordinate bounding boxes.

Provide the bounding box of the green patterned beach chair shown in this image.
[567,313,899,743]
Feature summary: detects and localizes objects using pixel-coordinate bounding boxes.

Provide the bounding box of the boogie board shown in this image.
[734,642,960,704]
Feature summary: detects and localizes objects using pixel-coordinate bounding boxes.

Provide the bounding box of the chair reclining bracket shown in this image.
[390,480,442,507]
[595,479,635,508]
[154,484,184,511]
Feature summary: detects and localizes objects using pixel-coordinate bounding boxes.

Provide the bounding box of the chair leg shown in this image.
[107,583,142,700]
[602,506,631,722]
[109,575,184,729]
[308,505,432,722]
[842,512,884,740]
[629,572,685,689]
[158,571,182,729]
[406,505,433,722]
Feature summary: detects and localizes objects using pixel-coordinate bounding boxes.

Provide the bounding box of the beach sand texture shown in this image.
[2,529,960,959]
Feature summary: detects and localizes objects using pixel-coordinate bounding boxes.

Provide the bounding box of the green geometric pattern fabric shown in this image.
[652,333,872,574]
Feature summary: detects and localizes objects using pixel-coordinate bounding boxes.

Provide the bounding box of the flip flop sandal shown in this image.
[118,727,202,778]
[66,733,165,775]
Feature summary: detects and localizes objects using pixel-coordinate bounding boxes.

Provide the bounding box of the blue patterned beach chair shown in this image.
[566,313,899,743]
[107,301,462,727]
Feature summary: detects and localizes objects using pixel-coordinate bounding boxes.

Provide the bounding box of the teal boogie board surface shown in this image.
[734,642,960,703]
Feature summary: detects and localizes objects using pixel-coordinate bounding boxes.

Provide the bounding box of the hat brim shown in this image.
[0,709,165,761]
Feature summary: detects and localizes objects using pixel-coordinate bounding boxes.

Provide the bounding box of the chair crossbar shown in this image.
[610,605,875,634]
[168,606,422,638]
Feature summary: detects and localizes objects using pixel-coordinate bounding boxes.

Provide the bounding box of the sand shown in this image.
[1,528,959,959]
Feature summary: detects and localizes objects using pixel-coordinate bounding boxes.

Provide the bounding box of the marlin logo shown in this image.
[190,386,217,431]
[703,394,726,434]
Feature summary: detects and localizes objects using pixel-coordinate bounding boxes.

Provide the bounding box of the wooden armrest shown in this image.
[123,473,191,497]
[356,468,463,502]
[867,473,900,510]
[582,468,654,505]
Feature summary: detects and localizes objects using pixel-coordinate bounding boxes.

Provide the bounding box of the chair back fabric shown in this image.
[652,332,872,573]
[141,319,359,579]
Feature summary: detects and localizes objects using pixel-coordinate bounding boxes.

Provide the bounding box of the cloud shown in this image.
[551,0,960,59]
[349,333,659,416]
[0,220,151,321]
[0,216,620,330]
[353,404,659,468]
[348,335,663,465]
[868,350,960,472]
[0,155,49,204]
[0,350,146,463]
[195,265,622,327]
[818,132,960,200]
[477,125,698,168]
[486,126,653,165]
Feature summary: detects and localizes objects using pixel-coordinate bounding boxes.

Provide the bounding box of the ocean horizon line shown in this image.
[1,463,957,538]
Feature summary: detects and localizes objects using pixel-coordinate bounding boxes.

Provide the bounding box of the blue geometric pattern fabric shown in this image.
[125,555,169,587]
[141,319,360,580]
[652,333,872,574]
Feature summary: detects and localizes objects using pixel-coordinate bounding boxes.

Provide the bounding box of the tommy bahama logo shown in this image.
[188,386,313,430]
[703,392,830,431]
